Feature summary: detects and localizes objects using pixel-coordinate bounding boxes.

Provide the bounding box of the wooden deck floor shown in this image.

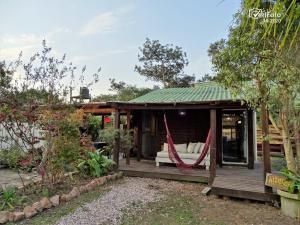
[212,163,279,202]
[119,159,209,183]
[119,159,279,202]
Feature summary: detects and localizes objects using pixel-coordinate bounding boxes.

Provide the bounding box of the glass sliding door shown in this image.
[222,110,248,164]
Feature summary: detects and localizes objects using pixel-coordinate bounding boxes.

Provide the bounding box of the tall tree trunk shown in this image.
[261,102,272,179]
[294,123,300,173]
[280,110,297,173]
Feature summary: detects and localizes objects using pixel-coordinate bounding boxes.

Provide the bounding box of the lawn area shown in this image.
[10,181,116,225]
[120,179,297,225]
[4,177,298,225]
[121,192,223,225]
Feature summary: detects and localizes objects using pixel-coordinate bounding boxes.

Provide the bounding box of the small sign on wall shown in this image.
[265,173,292,192]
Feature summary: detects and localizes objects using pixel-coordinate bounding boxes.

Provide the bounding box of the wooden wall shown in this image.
[154,109,210,154]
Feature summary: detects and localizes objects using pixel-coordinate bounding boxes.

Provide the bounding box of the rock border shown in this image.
[0,172,123,224]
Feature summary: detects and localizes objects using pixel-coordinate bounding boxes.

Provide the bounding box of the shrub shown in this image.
[281,168,300,196]
[0,186,18,210]
[0,146,26,169]
[99,128,133,155]
[87,115,101,141]
[77,150,115,177]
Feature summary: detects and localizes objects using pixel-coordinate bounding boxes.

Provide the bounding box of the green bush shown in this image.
[0,146,25,169]
[52,136,81,172]
[87,115,101,141]
[281,168,300,196]
[77,150,115,177]
[0,186,18,210]
[99,128,133,155]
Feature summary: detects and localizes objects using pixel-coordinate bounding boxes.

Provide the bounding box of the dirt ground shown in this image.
[12,177,298,225]
[120,179,298,225]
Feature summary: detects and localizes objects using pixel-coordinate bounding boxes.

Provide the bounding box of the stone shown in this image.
[69,187,80,198]
[90,180,98,188]
[112,173,118,180]
[12,212,25,222]
[0,211,9,224]
[40,197,52,209]
[85,183,94,191]
[50,195,60,207]
[201,187,211,196]
[23,206,37,218]
[32,201,43,212]
[8,212,14,222]
[106,174,113,181]
[61,193,74,202]
[117,171,123,179]
[97,177,106,186]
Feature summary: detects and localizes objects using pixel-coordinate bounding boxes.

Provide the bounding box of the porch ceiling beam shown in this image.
[110,102,247,110]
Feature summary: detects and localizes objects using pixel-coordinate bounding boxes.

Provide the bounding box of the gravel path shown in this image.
[55,177,167,225]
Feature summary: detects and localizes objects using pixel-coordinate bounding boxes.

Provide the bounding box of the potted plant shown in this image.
[277,169,300,219]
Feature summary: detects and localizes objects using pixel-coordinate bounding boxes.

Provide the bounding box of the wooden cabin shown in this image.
[110,82,256,170]
[81,82,278,202]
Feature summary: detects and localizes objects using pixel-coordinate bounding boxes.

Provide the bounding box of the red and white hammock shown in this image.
[164,114,211,168]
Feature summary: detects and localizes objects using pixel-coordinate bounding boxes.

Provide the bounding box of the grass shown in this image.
[0,174,91,212]
[7,180,120,225]
[120,193,226,225]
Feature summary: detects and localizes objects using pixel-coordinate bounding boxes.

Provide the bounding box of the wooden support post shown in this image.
[126,110,131,165]
[209,109,217,186]
[113,109,120,170]
[137,112,142,161]
[261,103,272,193]
[216,109,223,167]
[248,110,254,169]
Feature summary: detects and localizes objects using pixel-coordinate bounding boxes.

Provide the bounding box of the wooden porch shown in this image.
[119,159,279,202]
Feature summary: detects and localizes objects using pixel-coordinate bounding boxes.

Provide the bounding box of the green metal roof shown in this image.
[129,82,239,104]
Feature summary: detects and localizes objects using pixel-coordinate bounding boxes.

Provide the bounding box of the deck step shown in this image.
[201,187,211,195]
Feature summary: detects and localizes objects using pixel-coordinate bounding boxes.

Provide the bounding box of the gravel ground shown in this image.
[55,177,166,225]
[54,177,298,225]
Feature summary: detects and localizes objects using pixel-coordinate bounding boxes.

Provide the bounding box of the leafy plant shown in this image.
[77,150,115,177]
[41,187,50,197]
[87,115,101,141]
[281,168,300,195]
[0,186,18,210]
[99,128,133,155]
[0,145,26,169]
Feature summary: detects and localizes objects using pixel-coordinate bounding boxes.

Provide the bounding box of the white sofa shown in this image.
[155,142,210,170]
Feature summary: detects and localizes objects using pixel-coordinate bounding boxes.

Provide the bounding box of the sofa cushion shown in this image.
[187,142,197,153]
[157,151,200,160]
[175,143,187,153]
[193,142,205,153]
[163,143,168,151]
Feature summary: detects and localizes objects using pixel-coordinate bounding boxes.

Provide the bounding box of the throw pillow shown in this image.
[175,143,187,153]
[193,142,202,153]
[163,143,168,151]
[198,142,205,154]
[187,142,197,153]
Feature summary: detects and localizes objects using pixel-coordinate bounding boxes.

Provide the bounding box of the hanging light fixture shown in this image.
[178,109,186,117]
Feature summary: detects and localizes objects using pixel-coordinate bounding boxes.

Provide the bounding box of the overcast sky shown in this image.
[0,0,241,96]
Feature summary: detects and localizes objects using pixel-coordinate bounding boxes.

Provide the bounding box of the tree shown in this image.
[210,2,300,175]
[93,78,153,102]
[241,0,300,173]
[197,74,216,82]
[135,38,194,87]
[241,0,300,50]
[209,14,275,180]
[0,40,100,185]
